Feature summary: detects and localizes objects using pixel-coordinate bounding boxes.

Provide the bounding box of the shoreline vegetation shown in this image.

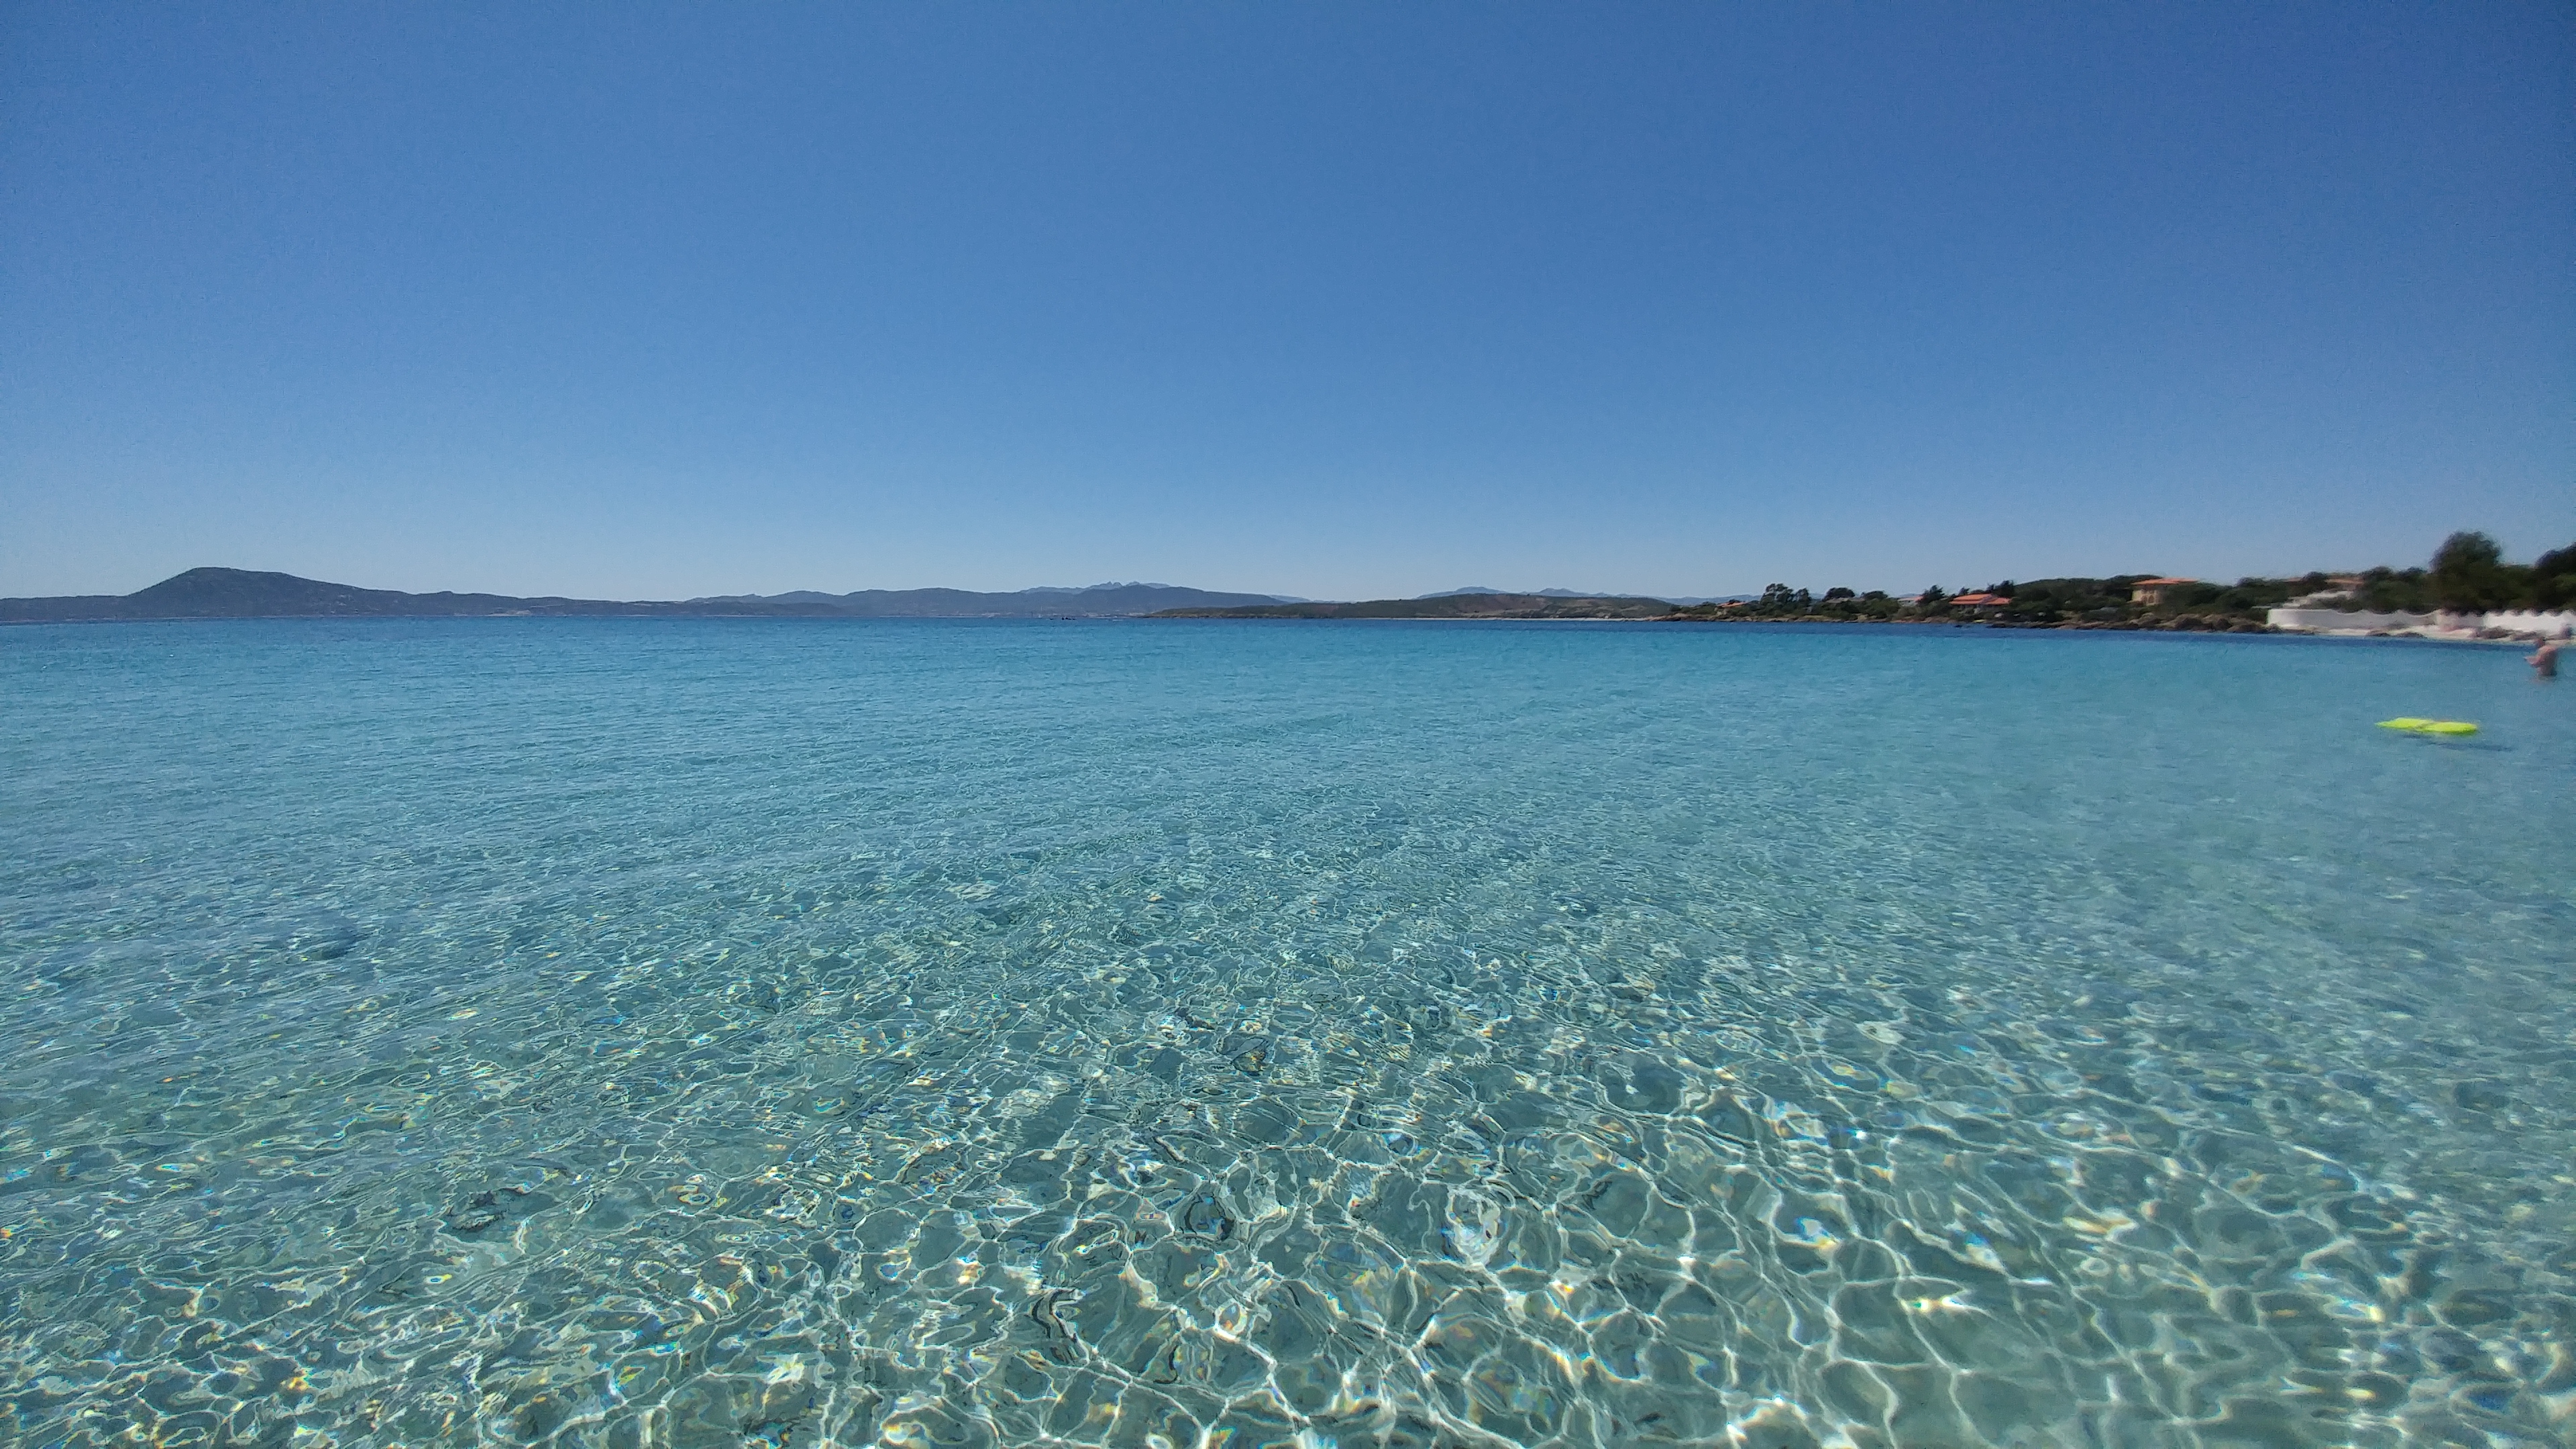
[1154,533,2576,635]
[8,534,2568,633]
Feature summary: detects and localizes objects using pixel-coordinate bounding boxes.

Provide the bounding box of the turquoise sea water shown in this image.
[1,619,2571,1449]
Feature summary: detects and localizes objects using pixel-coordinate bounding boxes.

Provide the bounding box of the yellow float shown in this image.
[2377,718,2478,735]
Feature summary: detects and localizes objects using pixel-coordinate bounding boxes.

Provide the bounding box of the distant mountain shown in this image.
[0,568,845,623]
[695,582,1298,616]
[1422,586,1745,602]
[1421,586,1609,599]
[716,590,853,605]
[1152,592,1680,621]
[0,568,1301,623]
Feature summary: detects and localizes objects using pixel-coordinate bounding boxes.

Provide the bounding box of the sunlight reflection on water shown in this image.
[2,619,2569,1447]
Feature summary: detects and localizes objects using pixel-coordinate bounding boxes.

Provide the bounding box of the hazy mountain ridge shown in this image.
[1152,592,1680,621]
[0,568,1300,622]
[1423,586,1603,598]
[691,582,1297,615]
[1426,586,1744,606]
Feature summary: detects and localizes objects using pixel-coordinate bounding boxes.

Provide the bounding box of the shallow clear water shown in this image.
[1,619,2571,1449]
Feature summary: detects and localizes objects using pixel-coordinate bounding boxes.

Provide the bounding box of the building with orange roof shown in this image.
[2129,577,2196,605]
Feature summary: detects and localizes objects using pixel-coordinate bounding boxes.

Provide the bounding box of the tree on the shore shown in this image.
[2430,531,2526,612]
[2528,542,2576,610]
[1754,583,1812,615]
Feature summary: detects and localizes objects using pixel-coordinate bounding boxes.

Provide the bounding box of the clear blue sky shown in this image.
[5,3,2570,600]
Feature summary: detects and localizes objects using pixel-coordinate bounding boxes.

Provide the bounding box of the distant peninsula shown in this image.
[0,568,1295,623]
[1151,592,1678,621]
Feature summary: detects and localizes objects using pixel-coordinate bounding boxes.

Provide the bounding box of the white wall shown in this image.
[2267,607,2576,636]
[2456,610,2576,637]
[2266,608,2434,632]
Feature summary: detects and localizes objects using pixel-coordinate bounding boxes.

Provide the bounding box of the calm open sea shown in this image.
[1,619,2570,1448]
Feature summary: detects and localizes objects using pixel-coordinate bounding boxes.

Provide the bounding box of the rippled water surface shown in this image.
[3,619,2572,1448]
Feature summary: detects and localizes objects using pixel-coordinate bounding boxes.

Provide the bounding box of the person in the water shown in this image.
[2531,638,2561,679]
